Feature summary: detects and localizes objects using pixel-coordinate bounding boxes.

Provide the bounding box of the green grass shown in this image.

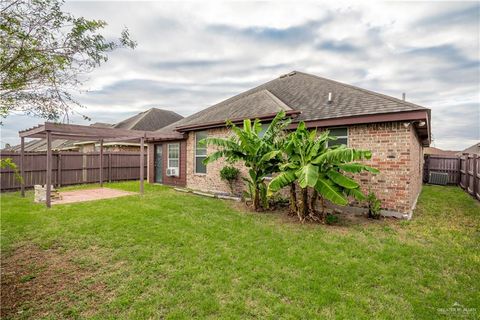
[1,182,479,319]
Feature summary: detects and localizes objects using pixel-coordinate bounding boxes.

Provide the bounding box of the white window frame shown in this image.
[167,143,180,170]
[194,131,207,174]
[327,127,348,147]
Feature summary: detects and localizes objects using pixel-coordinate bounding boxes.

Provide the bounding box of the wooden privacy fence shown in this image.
[423,155,461,184]
[423,153,479,201]
[459,154,480,201]
[0,151,147,192]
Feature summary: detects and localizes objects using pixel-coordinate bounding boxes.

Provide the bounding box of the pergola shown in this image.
[18,122,179,208]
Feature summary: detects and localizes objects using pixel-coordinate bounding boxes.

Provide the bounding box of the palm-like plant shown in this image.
[268,122,379,221]
[202,111,291,211]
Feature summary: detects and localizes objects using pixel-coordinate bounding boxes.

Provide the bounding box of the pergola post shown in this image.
[20,137,25,197]
[46,131,52,208]
[140,135,145,194]
[99,139,104,188]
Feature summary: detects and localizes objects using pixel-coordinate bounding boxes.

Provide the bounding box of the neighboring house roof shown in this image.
[14,108,183,152]
[156,71,430,144]
[459,142,480,155]
[424,147,459,156]
[90,122,113,128]
[114,108,183,131]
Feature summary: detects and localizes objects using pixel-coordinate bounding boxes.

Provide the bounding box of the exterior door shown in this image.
[155,144,163,183]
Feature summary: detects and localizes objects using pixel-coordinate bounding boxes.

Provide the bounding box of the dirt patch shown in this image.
[228,199,392,229]
[1,244,112,319]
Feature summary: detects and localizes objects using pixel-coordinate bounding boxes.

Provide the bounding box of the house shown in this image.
[424,147,459,157]
[146,71,431,217]
[13,108,183,153]
[457,142,480,155]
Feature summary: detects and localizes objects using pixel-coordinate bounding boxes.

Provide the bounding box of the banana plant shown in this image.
[202,111,291,211]
[268,122,379,221]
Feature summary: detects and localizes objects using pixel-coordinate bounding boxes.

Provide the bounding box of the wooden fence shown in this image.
[424,153,479,201]
[0,151,147,192]
[459,154,480,201]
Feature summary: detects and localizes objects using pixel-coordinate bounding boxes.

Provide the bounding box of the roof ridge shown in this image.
[263,90,292,111]
[128,108,152,129]
[294,71,427,110]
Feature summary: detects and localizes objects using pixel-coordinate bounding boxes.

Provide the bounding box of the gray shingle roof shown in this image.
[114,108,183,131]
[159,71,427,132]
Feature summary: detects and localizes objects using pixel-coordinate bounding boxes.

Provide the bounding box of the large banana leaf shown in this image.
[344,187,367,201]
[259,150,282,164]
[337,163,380,174]
[267,170,296,195]
[202,137,239,150]
[314,177,348,206]
[326,169,359,189]
[297,163,319,188]
[312,148,372,165]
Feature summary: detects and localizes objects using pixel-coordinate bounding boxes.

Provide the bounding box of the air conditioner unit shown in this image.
[166,167,179,177]
[428,172,448,185]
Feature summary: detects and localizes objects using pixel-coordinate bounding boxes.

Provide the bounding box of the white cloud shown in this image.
[1,0,479,151]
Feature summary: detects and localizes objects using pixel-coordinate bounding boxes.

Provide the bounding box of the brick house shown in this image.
[147,71,431,218]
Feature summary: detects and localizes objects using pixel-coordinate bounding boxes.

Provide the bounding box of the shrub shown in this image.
[220,166,240,194]
[325,214,339,225]
[367,191,382,219]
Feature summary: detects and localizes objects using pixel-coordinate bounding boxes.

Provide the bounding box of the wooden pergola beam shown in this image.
[18,122,155,208]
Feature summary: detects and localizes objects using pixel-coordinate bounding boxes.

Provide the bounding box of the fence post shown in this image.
[108,153,112,182]
[20,137,25,197]
[57,153,62,187]
[82,153,87,183]
[424,155,430,183]
[473,154,478,199]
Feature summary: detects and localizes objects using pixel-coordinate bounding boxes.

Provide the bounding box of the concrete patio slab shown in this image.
[52,188,137,205]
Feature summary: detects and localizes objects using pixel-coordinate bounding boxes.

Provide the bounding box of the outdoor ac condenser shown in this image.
[428,172,449,185]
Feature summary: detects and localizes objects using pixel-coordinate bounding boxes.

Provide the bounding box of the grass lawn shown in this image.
[1,182,479,319]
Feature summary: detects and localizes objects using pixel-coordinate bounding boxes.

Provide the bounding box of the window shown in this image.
[259,123,269,137]
[328,128,348,147]
[168,143,179,169]
[195,131,207,174]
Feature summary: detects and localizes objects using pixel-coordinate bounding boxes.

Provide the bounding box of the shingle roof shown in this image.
[460,142,480,155]
[160,71,428,132]
[114,108,183,131]
[424,147,459,156]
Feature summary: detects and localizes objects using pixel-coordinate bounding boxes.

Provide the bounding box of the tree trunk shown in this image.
[300,187,309,221]
[289,183,297,215]
[253,186,260,211]
[310,189,318,213]
[319,196,326,220]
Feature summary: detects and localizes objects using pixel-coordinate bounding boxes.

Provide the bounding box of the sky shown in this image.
[1,0,479,150]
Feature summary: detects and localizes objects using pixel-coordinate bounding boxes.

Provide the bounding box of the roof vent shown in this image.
[288,71,296,76]
[279,73,288,78]
[328,92,333,103]
[402,93,406,101]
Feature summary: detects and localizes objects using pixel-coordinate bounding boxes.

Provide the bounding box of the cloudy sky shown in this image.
[1,0,479,150]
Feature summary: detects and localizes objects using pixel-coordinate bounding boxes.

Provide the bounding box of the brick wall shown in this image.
[151,121,424,215]
[185,128,249,195]
[409,127,423,206]
[349,122,423,213]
